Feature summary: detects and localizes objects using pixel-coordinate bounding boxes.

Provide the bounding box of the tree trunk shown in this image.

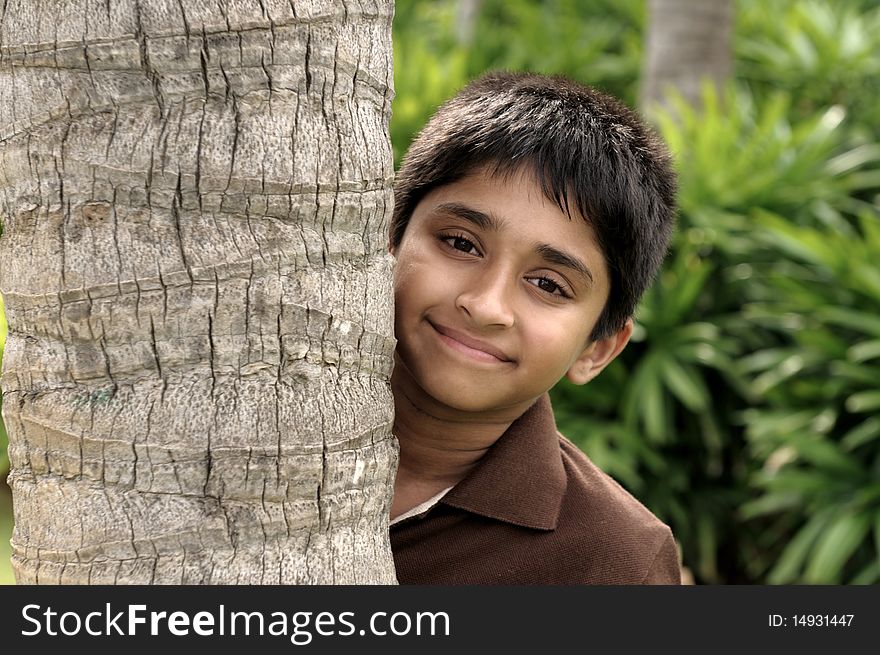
[640,0,733,113]
[456,0,481,46]
[0,0,398,584]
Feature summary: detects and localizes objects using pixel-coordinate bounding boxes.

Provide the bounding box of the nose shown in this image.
[455,264,516,328]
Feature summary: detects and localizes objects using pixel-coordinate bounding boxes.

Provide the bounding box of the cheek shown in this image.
[392,244,418,300]
[392,272,412,318]
[394,242,451,306]
[393,260,432,321]
[521,319,589,370]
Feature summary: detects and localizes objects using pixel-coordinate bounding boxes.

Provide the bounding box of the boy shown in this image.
[387,71,680,584]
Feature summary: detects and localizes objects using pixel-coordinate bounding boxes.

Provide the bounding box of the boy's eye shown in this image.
[528,276,571,298]
[440,234,480,256]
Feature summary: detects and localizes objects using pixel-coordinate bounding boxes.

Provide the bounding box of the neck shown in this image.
[389,360,522,518]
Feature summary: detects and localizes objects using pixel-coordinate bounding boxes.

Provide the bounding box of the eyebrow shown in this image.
[435,202,502,232]
[536,243,594,286]
[435,202,594,287]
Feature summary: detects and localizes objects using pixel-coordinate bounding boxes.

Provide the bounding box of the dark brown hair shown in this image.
[391,71,677,341]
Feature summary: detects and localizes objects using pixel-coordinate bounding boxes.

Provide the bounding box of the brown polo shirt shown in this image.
[390,394,681,584]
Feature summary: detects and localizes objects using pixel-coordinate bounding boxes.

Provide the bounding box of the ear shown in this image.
[564,318,633,385]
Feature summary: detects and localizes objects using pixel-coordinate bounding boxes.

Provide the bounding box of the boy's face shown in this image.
[391,167,631,417]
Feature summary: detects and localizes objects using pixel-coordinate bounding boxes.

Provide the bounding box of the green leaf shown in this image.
[849,561,879,585]
[641,358,667,444]
[669,257,713,322]
[851,483,880,507]
[696,513,718,583]
[817,306,880,338]
[830,361,880,387]
[660,358,709,412]
[742,409,820,442]
[841,417,880,451]
[623,352,668,444]
[738,348,798,374]
[851,262,880,303]
[847,340,880,363]
[751,352,824,395]
[754,209,839,268]
[825,143,880,176]
[767,509,834,584]
[805,512,872,584]
[875,512,880,574]
[740,492,802,520]
[841,170,880,192]
[667,322,721,345]
[846,390,880,414]
[759,469,839,497]
[858,211,880,251]
[791,436,864,477]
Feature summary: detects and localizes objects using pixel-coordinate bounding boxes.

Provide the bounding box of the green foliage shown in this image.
[578,80,880,582]
[736,0,880,139]
[391,0,644,164]
[736,208,880,583]
[658,86,880,228]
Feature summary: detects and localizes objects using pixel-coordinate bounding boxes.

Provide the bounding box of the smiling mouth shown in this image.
[428,321,513,364]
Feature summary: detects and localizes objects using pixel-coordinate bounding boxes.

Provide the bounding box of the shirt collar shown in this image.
[440,394,567,530]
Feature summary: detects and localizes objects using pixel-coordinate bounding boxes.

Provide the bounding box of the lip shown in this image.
[428,321,513,364]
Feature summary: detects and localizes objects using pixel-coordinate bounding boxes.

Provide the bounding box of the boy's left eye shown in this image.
[527,276,571,298]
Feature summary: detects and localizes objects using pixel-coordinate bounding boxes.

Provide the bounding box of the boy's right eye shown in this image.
[439,233,481,256]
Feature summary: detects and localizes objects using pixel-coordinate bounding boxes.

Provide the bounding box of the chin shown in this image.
[395,351,522,414]
[423,378,520,414]
[435,393,496,413]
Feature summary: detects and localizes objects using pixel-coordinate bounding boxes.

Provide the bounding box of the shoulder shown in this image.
[556,432,662,529]
[554,432,681,584]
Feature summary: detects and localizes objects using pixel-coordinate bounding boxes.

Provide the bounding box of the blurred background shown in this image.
[2,0,880,585]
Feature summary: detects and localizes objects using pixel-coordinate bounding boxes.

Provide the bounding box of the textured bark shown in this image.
[640,0,733,112]
[0,0,398,584]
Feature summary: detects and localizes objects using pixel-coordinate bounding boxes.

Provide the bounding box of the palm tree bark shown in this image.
[640,0,733,112]
[0,0,398,584]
